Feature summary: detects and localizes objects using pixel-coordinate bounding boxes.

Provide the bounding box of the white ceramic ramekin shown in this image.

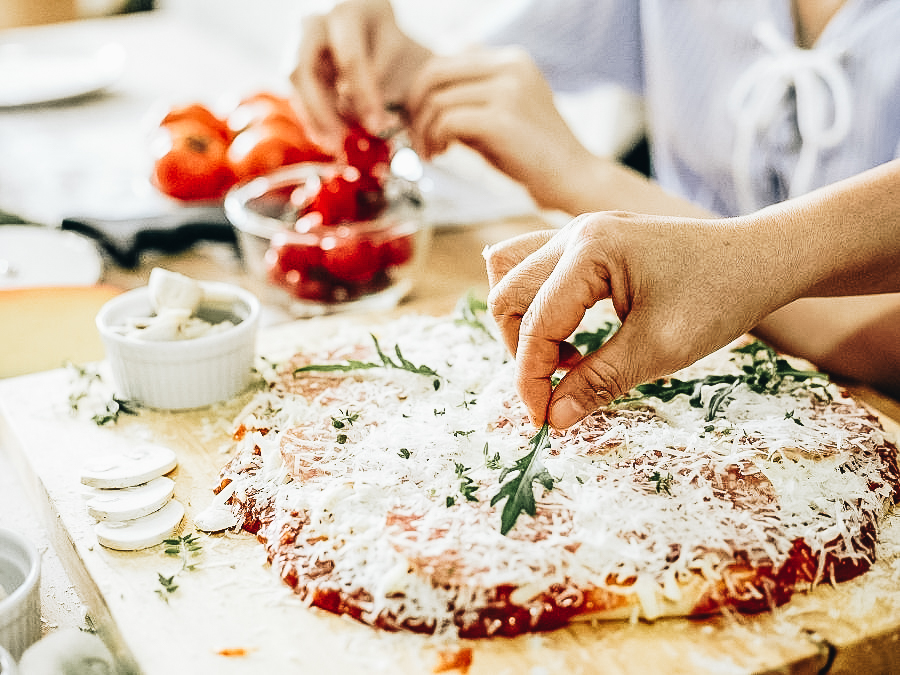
[0,528,41,662]
[95,282,260,410]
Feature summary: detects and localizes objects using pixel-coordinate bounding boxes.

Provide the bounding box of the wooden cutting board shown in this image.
[2,317,900,675]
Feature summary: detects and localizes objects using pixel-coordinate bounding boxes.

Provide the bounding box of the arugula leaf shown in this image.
[571,321,620,355]
[623,341,829,421]
[295,334,442,389]
[490,423,555,535]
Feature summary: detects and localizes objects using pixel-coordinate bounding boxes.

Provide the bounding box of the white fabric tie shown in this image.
[729,21,853,213]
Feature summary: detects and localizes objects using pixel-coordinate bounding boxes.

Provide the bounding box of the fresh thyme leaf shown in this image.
[67,362,139,426]
[446,495,456,507]
[649,471,674,495]
[785,410,804,426]
[156,533,203,600]
[490,423,555,535]
[295,334,442,389]
[398,448,411,459]
[453,462,480,502]
[483,443,502,471]
[452,429,475,438]
[331,409,360,429]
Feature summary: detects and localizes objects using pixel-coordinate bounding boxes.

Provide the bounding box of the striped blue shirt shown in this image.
[486,0,900,216]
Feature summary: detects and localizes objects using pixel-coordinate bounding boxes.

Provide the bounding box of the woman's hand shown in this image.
[405,46,595,211]
[485,212,796,429]
[289,0,432,154]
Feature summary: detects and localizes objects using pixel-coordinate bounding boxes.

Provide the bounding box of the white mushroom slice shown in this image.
[86,476,176,522]
[80,444,178,489]
[94,499,185,551]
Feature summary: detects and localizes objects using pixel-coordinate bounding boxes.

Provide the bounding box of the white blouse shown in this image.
[486,0,900,216]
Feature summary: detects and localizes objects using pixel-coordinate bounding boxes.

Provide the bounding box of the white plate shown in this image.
[0,42,126,108]
[0,226,102,288]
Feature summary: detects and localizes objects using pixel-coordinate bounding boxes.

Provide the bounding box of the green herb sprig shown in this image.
[66,362,139,426]
[490,423,556,535]
[331,409,360,444]
[155,533,203,601]
[454,291,494,338]
[649,471,674,495]
[295,334,442,390]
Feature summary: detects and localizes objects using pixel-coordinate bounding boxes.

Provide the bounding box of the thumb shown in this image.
[546,323,648,429]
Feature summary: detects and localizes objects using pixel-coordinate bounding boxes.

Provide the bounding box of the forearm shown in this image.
[546,153,714,218]
[750,159,900,299]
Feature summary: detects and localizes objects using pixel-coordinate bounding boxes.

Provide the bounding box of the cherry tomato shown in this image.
[228,119,327,182]
[160,103,232,143]
[343,125,391,176]
[152,120,236,201]
[306,168,363,225]
[321,229,381,284]
[265,232,331,301]
[379,232,415,267]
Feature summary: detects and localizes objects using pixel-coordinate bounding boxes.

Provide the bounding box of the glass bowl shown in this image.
[224,162,428,318]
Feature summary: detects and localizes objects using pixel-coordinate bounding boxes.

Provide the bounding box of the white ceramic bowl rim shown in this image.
[0,528,40,621]
[95,282,260,354]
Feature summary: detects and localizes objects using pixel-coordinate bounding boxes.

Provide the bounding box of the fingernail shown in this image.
[549,395,585,429]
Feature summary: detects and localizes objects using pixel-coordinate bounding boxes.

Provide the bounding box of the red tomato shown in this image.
[379,232,415,267]
[306,168,363,225]
[152,120,236,201]
[343,125,391,176]
[265,232,332,300]
[160,103,232,142]
[228,119,327,182]
[321,230,381,284]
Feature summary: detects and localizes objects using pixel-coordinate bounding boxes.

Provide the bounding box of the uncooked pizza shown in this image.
[201,299,900,638]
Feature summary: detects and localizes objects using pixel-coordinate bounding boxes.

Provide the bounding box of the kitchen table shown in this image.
[2,8,900,675]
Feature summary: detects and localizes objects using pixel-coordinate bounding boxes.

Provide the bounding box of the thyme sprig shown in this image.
[454,291,494,338]
[295,334,442,390]
[490,423,556,535]
[622,341,829,422]
[66,362,139,426]
[155,533,203,601]
[649,471,674,495]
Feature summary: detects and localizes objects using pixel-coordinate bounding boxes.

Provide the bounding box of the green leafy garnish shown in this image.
[490,423,556,535]
[455,291,494,338]
[649,471,674,495]
[155,533,203,601]
[398,448,411,459]
[571,321,621,355]
[483,443,502,471]
[454,462,480,503]
[624,341,829,421]
[66,362,139,426]
[295,334,442,390]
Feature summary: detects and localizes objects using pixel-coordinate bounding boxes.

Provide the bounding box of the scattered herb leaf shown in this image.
[649,471,674,495]
[155,533,203,601]
[66,362,139,426]
[483,443,502,471]
[398,448,411,459]
[490,423,555,535]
